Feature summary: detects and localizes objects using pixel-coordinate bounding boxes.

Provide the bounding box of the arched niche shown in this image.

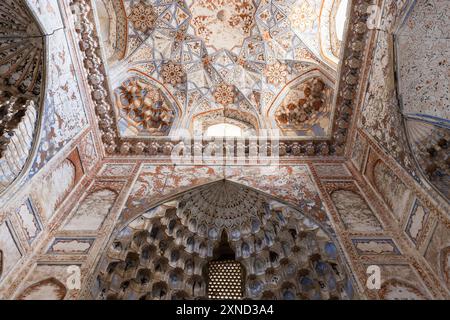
[319,0,350,66]
[90,180,358,300]
[266,69,335,138]
[17,278,67,300]
[64,188,118,231]
[114,73,182,137]
[0,0,44,95]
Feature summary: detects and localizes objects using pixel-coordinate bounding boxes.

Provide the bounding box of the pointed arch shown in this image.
[17,278,67,300]
[114,70,183,137]
[90,179,359,300]
[266,68,335,137]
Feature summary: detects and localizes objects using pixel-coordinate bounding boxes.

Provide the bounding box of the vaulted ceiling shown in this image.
[1,0,450,301]
[94,181,356,300]
[93,0,353,146]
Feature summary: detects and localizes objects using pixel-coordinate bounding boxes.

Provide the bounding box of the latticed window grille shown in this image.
[207,260,244,299]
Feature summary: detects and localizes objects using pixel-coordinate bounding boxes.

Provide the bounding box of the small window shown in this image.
[335,0,349,41]
[205,123,243,137]
[207,260,244,299]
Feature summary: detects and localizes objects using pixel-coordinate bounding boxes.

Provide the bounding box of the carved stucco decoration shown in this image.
[0,96,37,192]
[0,0,44,195]
[213,83,236,107]
[404,116,449,201]
[92,181,357,300]
[161,62,186,86]
[115,78,175,136]
[176,181,270,240]
[0,0,43,96]
[70,0,374,157]
[128,1,157,34]
[274,77,332,136]
[264,61,289,86]
[113,0,353,140]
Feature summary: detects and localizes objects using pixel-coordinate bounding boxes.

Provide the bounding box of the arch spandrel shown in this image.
[120,165,332,234]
